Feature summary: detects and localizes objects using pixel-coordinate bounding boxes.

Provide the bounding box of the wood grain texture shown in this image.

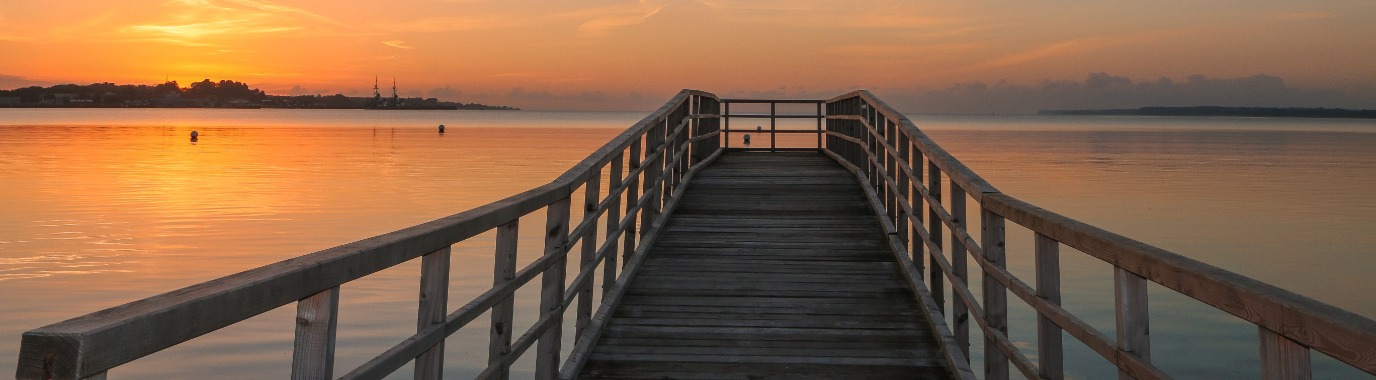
[489,220,519,380]
[537,197,571,380]
[576,152,956,380]
[1035,233,1064,380]
[1260,326,1312,380]
[291,286,339,380]
[414,247,451,380]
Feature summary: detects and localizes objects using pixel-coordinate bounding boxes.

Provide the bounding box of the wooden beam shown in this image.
[488,220,519,380]
[576,167,603,342]
[1260,326,1311,380]
[950,183,970,360]
[1115,267,1150,380]
[981,208,1009,380]
[535,197,571,379]
[1036,233,1064,380]
[291,286,339,380]
[415,246,451,380]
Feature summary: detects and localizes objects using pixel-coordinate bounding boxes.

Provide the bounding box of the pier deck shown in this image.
[578,152,954,379]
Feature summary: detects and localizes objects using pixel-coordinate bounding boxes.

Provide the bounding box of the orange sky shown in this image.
[1,0,1374,111]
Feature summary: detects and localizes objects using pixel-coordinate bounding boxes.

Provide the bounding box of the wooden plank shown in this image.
[1036,233,1064,380]
[291,286,339,380]
[981,208,1009,380]
[576,151,955,379]
[1260,326,1312,380]
[488,220,518,380]
[622,136,642,266]
[415,246,450,380]
[1115,267,1151,380]
[536,198,571,380]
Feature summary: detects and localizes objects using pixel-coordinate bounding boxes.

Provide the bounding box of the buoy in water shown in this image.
[438,124,445,134]
[190,130,199,142]
[743,133,751,146]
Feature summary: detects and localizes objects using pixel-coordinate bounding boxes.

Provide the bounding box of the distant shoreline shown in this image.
[1038,106,1376,119]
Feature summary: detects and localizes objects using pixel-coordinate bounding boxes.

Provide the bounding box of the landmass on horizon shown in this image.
[0,79,518,110]
[1038,106,1376,119]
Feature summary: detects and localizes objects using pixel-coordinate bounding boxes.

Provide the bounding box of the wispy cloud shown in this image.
[1272,12,1338,21]
[575,4,664,37]
[382,40,414,49]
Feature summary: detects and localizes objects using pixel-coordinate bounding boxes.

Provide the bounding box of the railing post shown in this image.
[928,162,945,314]
[623,136,642,265]
[982,207,1009,380]
[576,167,602,341]
[1115,267,1150,380]
[1260,326,1312,380]
[769,101,777,152]
[1036,233,1064,380]
[603,153,624,297]
[488,220,519,380]
[291,286,340,380]
[951,183,970,360]
[723,102,731,149]
[885,120,897,226]
[536,197,571,379]
[415,246,451,380]
[897,135,911,253]
[816,101,823,150]
[912,147,925,273]
[641,122,664,240]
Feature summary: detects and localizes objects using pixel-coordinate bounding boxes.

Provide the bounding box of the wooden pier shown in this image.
[17,90,1376,380]
[575,152,955,379]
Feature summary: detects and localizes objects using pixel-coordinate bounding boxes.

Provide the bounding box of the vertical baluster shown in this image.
[576,167,602,341]
[723,102,731,149]
[982,207,1008,380]
[415,246,451,380]
[885,120,897,225]
[912,148,925,272]
[623,136,642,265]
[1036,233,1064,380]
[950,183,970,359]
[769,102,777,152]
[928,162,944,313]
[896,134,911,252]
[488,220,519,380]
[816,101,823,150]
[603,153,624,296]
[291,286,340,380]
[1115,267,1150,380]
[1260,327,1311,380]
[535,198,571,380]
[644,121,665,236]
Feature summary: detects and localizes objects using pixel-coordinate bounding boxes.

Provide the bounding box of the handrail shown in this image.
[16,90,724,380]
[822,90,1376,379]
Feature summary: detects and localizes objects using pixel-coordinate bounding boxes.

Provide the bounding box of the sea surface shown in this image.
[0,109,1373,379]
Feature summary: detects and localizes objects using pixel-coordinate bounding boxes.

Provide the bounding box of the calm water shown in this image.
[1,109,1373,379]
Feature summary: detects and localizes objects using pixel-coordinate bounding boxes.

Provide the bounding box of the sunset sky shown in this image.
[2,0,1374,112]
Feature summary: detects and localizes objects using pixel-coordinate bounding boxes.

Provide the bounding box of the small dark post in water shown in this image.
[190,130,199,142]
[438,124,445,134]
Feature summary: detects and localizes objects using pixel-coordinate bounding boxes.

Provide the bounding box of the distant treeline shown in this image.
[0,80,518,110]
[1038,106,1376,119]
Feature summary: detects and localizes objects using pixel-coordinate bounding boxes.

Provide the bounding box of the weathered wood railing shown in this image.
[721,99,825,151]
[823,90,1376,379]
[15,90,723,380]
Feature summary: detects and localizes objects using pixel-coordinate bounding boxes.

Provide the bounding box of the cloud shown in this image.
[382,40,414,49]
[0,74,51,89]
[576,4,664,37]
[872,73,1376,114]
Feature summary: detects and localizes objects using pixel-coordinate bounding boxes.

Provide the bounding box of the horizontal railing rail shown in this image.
[822,90,1376,379]
[16,90,725,380]
[720,98,824,152]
